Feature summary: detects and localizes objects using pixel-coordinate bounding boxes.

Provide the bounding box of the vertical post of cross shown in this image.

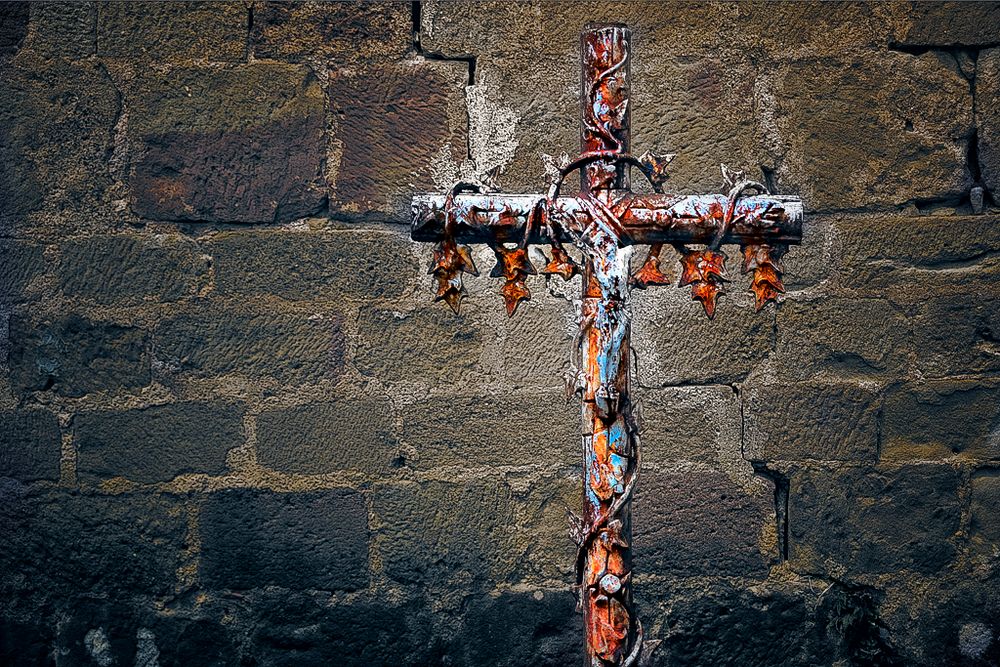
[577,24,641,667]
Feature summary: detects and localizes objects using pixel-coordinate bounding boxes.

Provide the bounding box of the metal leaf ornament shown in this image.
[490,244,536,316]
[678,247,728,318]
[542,245,580,280]
[742,243,786,310]
[631,243,672,288]
[429,238,478,313]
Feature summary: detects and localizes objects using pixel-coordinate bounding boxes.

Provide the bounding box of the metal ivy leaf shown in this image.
[541,245,580,280]
[678,248,728,319]
[491,244,536,316]
[630,244,671,289]
[741,243,786,311]
[429,239,479,313]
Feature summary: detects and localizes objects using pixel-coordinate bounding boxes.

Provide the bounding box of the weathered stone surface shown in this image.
[76,402,244,484]
[641,385,741,463]
[789,465,961,576]
[97,1,246,61]
[633,290,774,386]
[355,306,485,383]
[328,60,468,221]
[374,480,517,588]
[883,379,1000,461]
[9,314,150,398]
[760,51,973,210]
[59,235,209,305]
[895,2,1000,47]
[251,1,412,64]
[0,58,119,222]
[0,410,61,482]
[210,229,416,301]
[0,490,186,597]
[979,48,1000,200]
[200,489,368,591]
[497,297,574,390]
[633,469,776,577]
[772,297,909,380]
[744,381,880,462]
[0,240,44,304]
[970,472,1000,554]
[257,397,397,475]
[0,617,52,667]
[0,2,28,58]
[910,295,1000,377]
[399,391,576,470]
[24,1,95,59]
[128,64,325,223]
[516,475,577,582]
[155,302,345,384]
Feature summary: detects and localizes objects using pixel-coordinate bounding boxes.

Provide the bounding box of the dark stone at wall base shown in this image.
[0,3,28,57]
[0,410,61,482]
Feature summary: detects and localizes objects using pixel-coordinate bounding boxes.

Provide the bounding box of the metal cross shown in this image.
[410,24,803,667]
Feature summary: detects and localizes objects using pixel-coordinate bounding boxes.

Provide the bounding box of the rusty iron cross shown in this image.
[410,24,803,667]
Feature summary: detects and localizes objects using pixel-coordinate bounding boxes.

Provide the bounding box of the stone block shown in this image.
[641,385,741,463]
[744,381,880,462]
[328,60,468,221]
[459,591,581,666]
[0,2,28,58]
[788,464,961,576]
[9,314,150,398]
[97,1,246,61]
[199,489,369,591]
[76,402,244,484]
[970,472,1000,553]
[910,295,1000,377]
[257,397,397,475]
[0,240,45,304]
[0,410,61,482]
[895,2,1000,47]
[25,2,96,59]
[128,64,325,223]
[978,48,1000,199]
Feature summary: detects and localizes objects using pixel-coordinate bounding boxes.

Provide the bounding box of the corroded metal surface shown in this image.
[409,23,805,667]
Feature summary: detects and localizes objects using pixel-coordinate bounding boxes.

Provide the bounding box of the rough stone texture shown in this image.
[0,58,119,224]
[979,48,1000,200]
[895,2,1000,47]
[9,314,150,398]
[970,472,1000,553]
[0,2,28,58]
[210,229,416,301]
[641,385,741,463]
[76,402,244,484]
[400,391,577,470]
[59,235,209,305]
[0,410,61,482]
[24,2,96,59]
[0,240,45,304]
[789,465,962,576]
[200,489,369,591]
[257,397,398,475]
[97,1,246,61]
[155,302,345,384]
[744,381,880,462]
[883,379,1000,461]
[633,469,776,578]
[251,1,412,64]
[910,295,1000,378]
[128,64,326,223]
[328,60,468,220]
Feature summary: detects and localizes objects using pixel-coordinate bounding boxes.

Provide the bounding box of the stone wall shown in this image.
[1,2,999,666]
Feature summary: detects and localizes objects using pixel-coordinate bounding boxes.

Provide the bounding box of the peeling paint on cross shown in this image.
[410,24,804,667]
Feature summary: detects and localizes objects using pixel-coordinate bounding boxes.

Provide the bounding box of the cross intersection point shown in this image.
[410,23,803,667]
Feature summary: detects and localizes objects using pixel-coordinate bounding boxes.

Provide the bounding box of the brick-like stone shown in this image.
[210,229,416,301]
[76,402,244,484]
[633,470,776,577]
[59,235,209,305]
[400,391,576,470]
[0,2,28,58]
[744,381,880,462]
[257,397,397,475]
[496,297,575,390]
[155,302,345,384]
[883,379,1000,461]
[0,59,119,222]
[25,1,95,59]
[0,240,44,304]
[9,314,150,398]
[633,291,773,386]
[911,295,1000,377]
[761,51,972,210]
[641,385,741,463]
[355,306,485,383]
[0,490,186,597]
[374,480,518,588]
[250,1,411,64]
[772,298,909,381]
[788,465,961,576]
[0,410,61,482]
[895,2,1000,48]
[97,1,246,61]
[328,61,468,221]
[200,489,368,591]
[459,591,581,666]
[979,48,1000,200]
[970,472,1000,552]
[128,64,325,223]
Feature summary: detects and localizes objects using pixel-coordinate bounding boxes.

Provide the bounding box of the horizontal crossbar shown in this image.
[411,192,803,246]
